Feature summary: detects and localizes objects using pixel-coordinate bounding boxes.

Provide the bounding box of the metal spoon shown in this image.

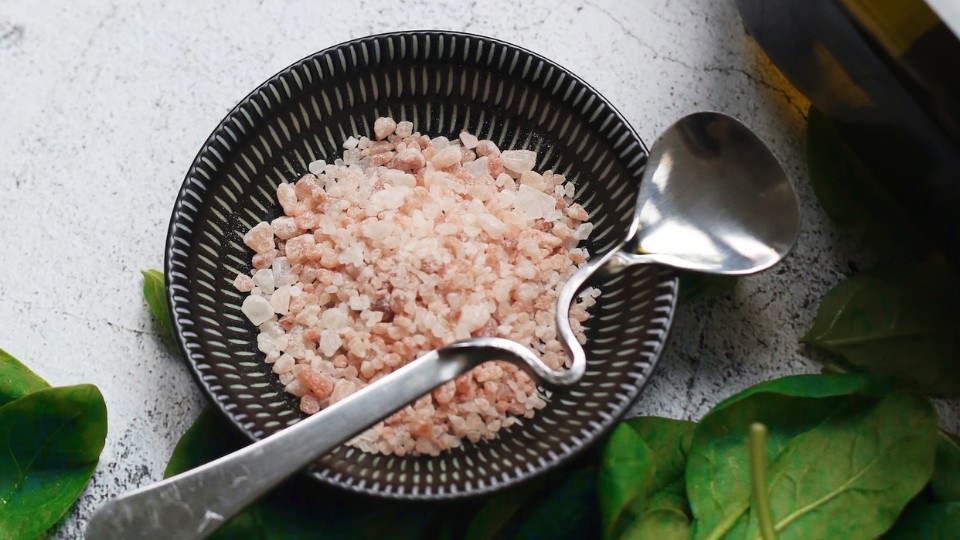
[86,112,799,539]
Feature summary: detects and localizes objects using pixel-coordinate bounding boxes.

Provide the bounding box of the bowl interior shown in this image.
[166,31,678,499]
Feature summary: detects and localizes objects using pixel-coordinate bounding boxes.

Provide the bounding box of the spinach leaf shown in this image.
[621,508,690,540]
[687,374,884,539]
[806,107,931,254]
[0,347,49,407]
[739,392,937,539]
[598,423,654,538]
[142,269,172,339]
[465,474,546,540]
[599,417,694,539]
[884,502,960,539]
[932,431,960,503]
[0,384,108,539]
[801,259,960,396]
[679,273,738,305]
[513,466,599,540]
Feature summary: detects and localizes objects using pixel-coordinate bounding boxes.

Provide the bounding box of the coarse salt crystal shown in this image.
[241,295,273,325]
[500,150,537,174]
[459,132,479,149]
[252,268,275,294]
[271,285,291,314]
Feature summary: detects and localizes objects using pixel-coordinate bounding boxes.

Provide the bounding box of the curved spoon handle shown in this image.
[85,345,486,540]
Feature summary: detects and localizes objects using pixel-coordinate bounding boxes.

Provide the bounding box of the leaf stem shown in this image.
[748,423,777,540]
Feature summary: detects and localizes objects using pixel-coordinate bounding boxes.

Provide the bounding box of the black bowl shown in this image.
[165,30,678,499]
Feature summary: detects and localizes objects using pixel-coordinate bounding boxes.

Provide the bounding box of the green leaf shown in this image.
[805,107,931,254]
[513,466,599,540]
[801,259,960,396]
[884,502,960,539]
[738,392,938,539]
[621,508,690,540]
[932,431,960,503]
[599,424,655,538]
[0,347,49,407]
[465,474,546,540]
[687,374,886,540]
[679,273,738,305]
[142,269,172,340]
[0,384,108,539]
[598,417,694,539]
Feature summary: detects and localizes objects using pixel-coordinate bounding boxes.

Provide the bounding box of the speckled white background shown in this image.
[0,0,956,537]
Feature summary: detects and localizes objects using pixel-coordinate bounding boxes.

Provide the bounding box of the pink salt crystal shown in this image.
[475,140,500,157]
[388,148,426,171]
[284,234,316,265]
[243,222,275,254]
[271,216,298,240]
[374,117,397,140]
[431,146,462,168]
[277,183,298,215]
[233,274,254,292]
[300,395,321,414]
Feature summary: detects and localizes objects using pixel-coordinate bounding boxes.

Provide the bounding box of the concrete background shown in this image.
[0,0,955,536]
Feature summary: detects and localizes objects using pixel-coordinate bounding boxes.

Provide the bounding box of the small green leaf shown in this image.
[806,107,931,254]
[801,259,960,396]
[687,374,886,540]
[679,273,738,305]
[932,431,960,503]
[739,392,938,539]
[884,501,960,539]
[0,384,108,539]
[0,347,49,407]
[142,269,172,339]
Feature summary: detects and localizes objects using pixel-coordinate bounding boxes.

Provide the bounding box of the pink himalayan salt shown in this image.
[234,117,597,457]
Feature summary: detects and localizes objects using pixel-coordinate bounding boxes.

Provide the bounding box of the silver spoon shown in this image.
[86,112,799,539]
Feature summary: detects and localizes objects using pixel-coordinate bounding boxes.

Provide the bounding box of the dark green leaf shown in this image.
[735,392,937,539]
[598,417,694,539]
[0,385,108,539]
[513,466,599,540]
[678,273,738,305]
[142,269,172,340]
[0,347,49,407]
[884,502,960,539]
[465,474,546,540]
[687,374,886,539]
[622,508,690,540]
[710,372,887,415]
[932,431,960,503]
[599,424,655,538]
[801,259,960,395]
[806,107,931,254]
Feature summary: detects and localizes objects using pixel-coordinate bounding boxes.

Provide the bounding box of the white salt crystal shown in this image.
[252,268,275,294]
[572,222,594,241]
[241,296,273,325]
[515,185,557,222]
[257,333,276,354]
[463,157,489,179]
[318,329,342,356]
[431,146,462,168]
[308,160,326,175]
[374,117,397,140]
[476,214,507,239]
[430,136,450,149]
[321,307,349,330]
[259,320,284,339]
[396,121,414,137]
[271,285,291,314]
[459,132,479,149]
[500,150,537,174]
[348,295,371,311]
[271,257,291,284]
[343,136,359,149]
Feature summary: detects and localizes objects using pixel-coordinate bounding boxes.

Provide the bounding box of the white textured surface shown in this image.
[0,0,954,537]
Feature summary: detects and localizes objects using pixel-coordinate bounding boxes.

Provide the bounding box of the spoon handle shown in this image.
[84,347,480,540]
